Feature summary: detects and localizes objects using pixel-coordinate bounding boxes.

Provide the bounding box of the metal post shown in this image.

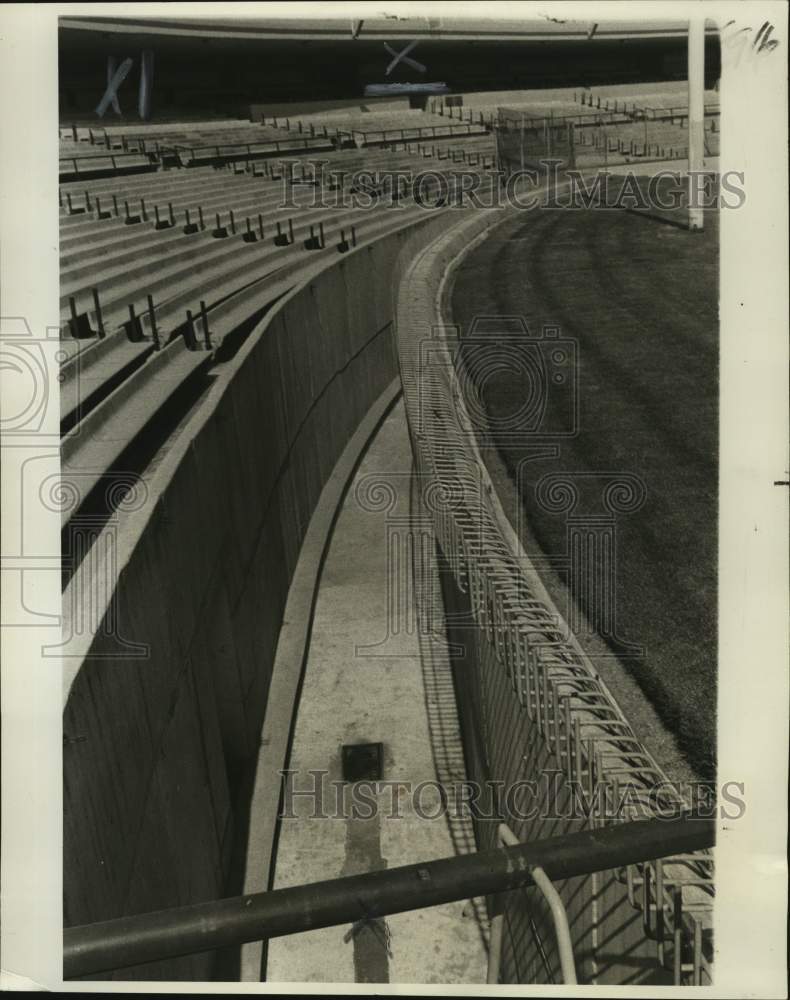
[92,289,105,339]
[688,18,705,230]
[200,300,211,350]
[146,295,160,350]
[68,297,80,338]
[185,310,198,350]
[127,303,139,341]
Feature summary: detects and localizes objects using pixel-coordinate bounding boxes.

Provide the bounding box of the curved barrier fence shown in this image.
[392,209,714,986]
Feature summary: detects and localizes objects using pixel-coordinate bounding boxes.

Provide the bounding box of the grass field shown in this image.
[451,197,718,781]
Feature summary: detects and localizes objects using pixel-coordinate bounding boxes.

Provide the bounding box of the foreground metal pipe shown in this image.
[64,813,713,979]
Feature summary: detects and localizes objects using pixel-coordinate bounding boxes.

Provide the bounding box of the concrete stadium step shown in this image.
[59,168,266,213]
[175,134,332,155]
[60,338,211,529]
[58,149,407,233]
[60,208,370,355]
[59,176,287,251]
[61,123,292,152]
[59,171,275,231]
[58,154,414,245]
[60,173,323,248]
[59,149,458,258]
[62,160,483,281]
[60,161,276,198]
[58,199,454,436]
[60,132,289,154]
[59,154,155,180]
[58,203,435,442]
[59,150,383,210]
[61,200,448,436]
[60,199,343,302]
[61,141,157,160]
[60,337,154,433]
[61,173,290,240]
[62,119,258,139]
[198,201,448,347]
[59,183,287,265]
[59,198,381,329]
[58,159,487,349]
[59,142,471,210]
[58,135,331,182]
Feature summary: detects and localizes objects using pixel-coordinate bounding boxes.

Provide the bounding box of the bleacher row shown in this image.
[498,115,720,166]
[59,121,335,179]
[428,81,719,119]
[59,119,499,536]
[59,113,493,181]
[260,108,491,148]
[59,87,714,535]
[491,85,719,167]
[389,135,496,167]
[573,118,719,164]
[424,83,720,165]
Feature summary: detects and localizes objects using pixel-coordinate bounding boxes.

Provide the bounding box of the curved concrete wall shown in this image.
[62,210,459,979]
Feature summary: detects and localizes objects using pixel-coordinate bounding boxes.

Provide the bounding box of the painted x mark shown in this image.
[384,40,426,76]
[95,52,155,120]
[95,57,134,117]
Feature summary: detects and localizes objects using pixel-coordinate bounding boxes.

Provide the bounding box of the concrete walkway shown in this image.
[265,401,487,985]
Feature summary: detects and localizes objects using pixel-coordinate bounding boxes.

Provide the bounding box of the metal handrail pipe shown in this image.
[64,812,714,979]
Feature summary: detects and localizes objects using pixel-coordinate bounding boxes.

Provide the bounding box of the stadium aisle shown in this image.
[264,402,487,984]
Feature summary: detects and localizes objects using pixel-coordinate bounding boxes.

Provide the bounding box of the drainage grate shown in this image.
[342,743,384,782]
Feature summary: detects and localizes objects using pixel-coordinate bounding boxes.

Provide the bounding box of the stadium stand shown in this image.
[485,84,720,169]
[58,116,503,558]
[59,74,715,986]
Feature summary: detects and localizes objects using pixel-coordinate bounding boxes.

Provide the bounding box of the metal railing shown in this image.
[394,210,716,984]
[488,824,577,985]
[63,812,713,979]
